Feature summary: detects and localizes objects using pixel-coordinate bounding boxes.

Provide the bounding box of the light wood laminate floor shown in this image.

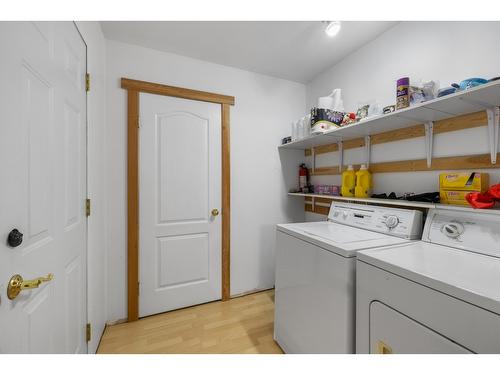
[97,289,283,354]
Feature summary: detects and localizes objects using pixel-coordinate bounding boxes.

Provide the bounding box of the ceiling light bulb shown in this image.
[325,21,341,37]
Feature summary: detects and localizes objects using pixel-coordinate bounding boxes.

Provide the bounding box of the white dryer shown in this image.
[274,203,423,353]
[356,207,500,354]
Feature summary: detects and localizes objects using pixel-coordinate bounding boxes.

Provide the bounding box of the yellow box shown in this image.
[439,190,477,206]
[439,172,489,192]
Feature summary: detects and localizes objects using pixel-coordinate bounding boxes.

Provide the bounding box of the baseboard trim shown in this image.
[105,318,128,327]
[229,286,274,299]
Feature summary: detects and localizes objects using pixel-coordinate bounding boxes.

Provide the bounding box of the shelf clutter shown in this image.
[279,79,500,154]
[288,192,500,215]
[282,78,500,216]
[280,80,500,177]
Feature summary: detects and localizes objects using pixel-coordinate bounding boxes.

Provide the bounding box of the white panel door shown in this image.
[139,93,222,317]
[0,22,87,353]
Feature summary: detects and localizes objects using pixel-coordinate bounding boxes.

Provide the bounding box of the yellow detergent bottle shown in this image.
[341,165,356,197]
[355,164,372,198]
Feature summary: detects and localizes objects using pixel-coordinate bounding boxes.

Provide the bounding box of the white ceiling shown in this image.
[100,21,397,83]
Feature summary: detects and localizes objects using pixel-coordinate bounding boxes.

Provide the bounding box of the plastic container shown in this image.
[451,78,488,91]
[300,116,311,138]
[303,114,311,137]
[341,165,356,197]
[314,185,340,196]
[291,120,298,141]
[296,119,304,140]
[355,164,372,198]
[396,77,410,110]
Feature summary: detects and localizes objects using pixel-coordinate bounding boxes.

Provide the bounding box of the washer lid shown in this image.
[358,241,500,315]
[276,222,413,258]
[302,222,387,243]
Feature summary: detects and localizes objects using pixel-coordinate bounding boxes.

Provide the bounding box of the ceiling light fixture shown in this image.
[324,21,341,37]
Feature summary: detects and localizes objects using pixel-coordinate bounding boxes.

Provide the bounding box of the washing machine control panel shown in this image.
[328,203,423,239]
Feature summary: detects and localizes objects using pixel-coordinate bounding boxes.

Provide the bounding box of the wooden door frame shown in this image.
[121,78,235,322]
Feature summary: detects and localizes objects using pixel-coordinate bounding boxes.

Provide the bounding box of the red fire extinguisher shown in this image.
[299,163,308,192]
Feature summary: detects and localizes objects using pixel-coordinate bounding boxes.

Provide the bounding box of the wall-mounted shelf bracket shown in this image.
[424,121,434,168]
[364,136,371,167]
[459,98,499,164]
[487,107,499,164]
[338,141,343,173]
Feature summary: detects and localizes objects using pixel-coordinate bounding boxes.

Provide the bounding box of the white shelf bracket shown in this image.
[424,121,434,168]
[338,141,343,173]
[364,136,371,168]
[487,107,500,164]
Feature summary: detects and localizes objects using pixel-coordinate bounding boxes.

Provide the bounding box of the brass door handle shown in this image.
[211,209,219,216]
[377,340,393,354]
[7,273,53,300]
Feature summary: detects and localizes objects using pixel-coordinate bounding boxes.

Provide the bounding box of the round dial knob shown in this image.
[342,211,349,220]
[385,215,399,229]
[441,222,464,238]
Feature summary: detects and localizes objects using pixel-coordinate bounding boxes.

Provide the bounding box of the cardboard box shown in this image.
[439,172,489,192]
[439,190,477,206]
[439,172,489,206]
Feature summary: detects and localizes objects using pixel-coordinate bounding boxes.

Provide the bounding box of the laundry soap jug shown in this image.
[355,165,372,198]
[341,165,356,197]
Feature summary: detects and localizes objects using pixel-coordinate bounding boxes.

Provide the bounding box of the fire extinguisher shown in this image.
[299,163,308,192]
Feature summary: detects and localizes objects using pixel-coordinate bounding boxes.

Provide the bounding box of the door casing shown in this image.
[121,78,235,322]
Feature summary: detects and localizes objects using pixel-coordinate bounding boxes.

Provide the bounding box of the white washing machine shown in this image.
[274,202,423,353]
[356,207,500,354]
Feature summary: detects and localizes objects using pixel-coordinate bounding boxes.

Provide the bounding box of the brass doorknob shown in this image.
[377,340,393,354]
[211,209,219,216]
[7,273,53,300]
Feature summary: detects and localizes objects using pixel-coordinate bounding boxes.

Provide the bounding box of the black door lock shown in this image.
[7,229,23,248]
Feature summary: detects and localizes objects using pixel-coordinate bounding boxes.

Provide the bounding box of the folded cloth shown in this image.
[487,184,500,200]
[465,192,496,209]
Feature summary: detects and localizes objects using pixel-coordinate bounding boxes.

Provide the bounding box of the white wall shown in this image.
[105,40,305,322]
[305,21,500,219]
[75,21,107,353]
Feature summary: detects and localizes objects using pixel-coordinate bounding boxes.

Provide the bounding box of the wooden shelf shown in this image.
[289,192,500,215]
[279,79,500,150]
[288,193,435,208]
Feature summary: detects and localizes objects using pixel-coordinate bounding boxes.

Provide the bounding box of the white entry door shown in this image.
[0,22,87,353]
[139,93,222,317]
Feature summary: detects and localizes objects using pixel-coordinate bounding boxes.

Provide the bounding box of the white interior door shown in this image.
[0,22,87,353]
[139,93,222,317]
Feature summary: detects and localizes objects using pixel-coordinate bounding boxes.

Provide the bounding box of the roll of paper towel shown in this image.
[318,89,344,111]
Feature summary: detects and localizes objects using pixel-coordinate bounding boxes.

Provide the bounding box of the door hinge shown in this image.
[86,198,91,217]
[85,73,90,92]
[86,323,91,342]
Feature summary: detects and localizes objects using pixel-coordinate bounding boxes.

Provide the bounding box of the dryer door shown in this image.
[369,301,472,354]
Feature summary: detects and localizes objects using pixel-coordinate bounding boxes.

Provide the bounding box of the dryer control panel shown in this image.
[328,203,423,239]
[424,208,500,258]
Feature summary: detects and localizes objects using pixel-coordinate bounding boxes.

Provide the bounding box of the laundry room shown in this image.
[2,1,500,374]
